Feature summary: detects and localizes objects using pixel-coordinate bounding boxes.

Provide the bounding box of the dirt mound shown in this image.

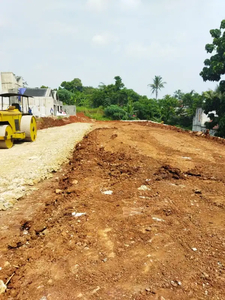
[36,113,93,130]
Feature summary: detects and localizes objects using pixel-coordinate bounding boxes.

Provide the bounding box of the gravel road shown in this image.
[0,123,93,210]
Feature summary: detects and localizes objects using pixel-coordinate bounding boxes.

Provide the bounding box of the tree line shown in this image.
[56,75,203,130]
[55,19,225,137]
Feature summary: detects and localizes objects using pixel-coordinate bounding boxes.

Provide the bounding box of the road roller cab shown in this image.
[0,93,37,149]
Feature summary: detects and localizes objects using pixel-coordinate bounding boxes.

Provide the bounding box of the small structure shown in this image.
[20,87,63,117]
[192,108,208,132]
[192,107,217,135]
[62,105,76,116]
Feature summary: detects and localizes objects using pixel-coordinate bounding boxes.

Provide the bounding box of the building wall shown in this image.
[28,97,52,117]
[0,95,63,117]
[62,105,76,116]
[1,72,21,92]
[25,97,63,117]
[192,108,208,131]
[192,107,217,136]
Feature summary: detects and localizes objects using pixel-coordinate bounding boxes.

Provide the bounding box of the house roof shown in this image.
[23,88,48,97]
[0,92,32,98]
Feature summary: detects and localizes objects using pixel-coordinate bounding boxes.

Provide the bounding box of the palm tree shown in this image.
[148,75,166,100]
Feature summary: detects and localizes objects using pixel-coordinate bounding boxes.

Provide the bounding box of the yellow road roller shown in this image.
[0,93,37,149]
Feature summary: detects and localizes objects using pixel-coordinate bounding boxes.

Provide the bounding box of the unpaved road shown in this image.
[1,122,225,299]
[0,123,93,210]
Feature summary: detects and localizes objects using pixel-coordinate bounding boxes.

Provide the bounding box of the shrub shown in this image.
[104,105,127,120]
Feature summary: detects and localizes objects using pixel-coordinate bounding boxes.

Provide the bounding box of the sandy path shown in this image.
[0,123,93,210]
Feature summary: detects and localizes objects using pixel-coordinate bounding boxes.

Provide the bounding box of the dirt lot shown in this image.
[1,121,225,299]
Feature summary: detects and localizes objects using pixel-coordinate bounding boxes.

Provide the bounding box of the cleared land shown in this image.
[1,121,225,299]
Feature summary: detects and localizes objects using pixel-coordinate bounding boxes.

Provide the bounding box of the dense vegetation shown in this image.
[200,19,225,137]
[56,19,225,136]
[56,75,203,130]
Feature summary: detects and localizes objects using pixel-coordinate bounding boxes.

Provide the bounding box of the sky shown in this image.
[0,0,224,98]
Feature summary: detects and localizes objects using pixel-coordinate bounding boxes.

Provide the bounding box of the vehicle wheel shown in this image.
[21,115,37,142]
[0,125,14,149]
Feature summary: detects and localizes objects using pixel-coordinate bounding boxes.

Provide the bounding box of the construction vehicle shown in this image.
[0,93,37,149]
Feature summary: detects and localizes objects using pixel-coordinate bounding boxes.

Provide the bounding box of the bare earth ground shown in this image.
[1,121,225,299]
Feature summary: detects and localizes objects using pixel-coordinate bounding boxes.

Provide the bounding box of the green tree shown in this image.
[182,91,203,117]
[57,89,74,105]
[60,78,83,93]
[200,20,225,136]
[91,89,111,108]
[159,91,202,128]
[124,100,135,119]
[200,19,225,86]
[133,97,161,120]
[111,90,128,106]
[202,87,225,136]
[126,89,141,102]
[114,76,124,91]
[104,105,127,120]
[173,89,184,101]
[82,86,96,95]
[90,76,128,108]
[148,76,166,99]
[158,95,179,124]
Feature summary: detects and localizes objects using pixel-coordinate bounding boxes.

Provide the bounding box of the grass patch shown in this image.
[76,107,111,121]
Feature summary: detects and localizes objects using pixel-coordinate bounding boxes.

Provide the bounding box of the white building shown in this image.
[192,107,217,135]
[20,87,62,117]
[1,72,23,92]
[0,72,68,117]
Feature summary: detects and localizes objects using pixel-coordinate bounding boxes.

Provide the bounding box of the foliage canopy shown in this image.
[200,19,225,137]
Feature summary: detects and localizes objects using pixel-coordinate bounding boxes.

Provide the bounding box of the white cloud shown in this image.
[92,34,118,46]
[125,42,180,59]
[120,0,142,9]
[86,0,109,12]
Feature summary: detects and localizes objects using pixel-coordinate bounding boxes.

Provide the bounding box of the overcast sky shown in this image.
[0,0,224,98]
